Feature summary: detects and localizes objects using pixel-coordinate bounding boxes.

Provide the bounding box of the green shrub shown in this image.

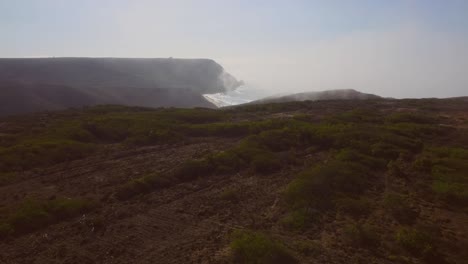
[8,200,53,233]
[383,193,418,224]
[432,180,468,205]
[331,109,382,124]
[4,198,93,236]
[174,159,216,181]
[162,108,224,124]
[386,113,437,124]
[250,152,282,174]
[0,140,96,171]
[371,142,406,160]
[126,129,181,146]
[182,122,251,137]
[0,222,14,238]
[281,209,314,230]
[256,129,301,152]
[286,160,371,210]
[396,227,435,257]
[0,172,17,186]
[335,148,387,170]
[210,151,245,174]
[220,188,239,202]
[230,230,297,264]
[116,173,173,200]
[82,119,132,142]
[417,147,468,206]
[293,240,323,257]
[335,197,372,219]
[344,222,380,247]
[45,198,93,219]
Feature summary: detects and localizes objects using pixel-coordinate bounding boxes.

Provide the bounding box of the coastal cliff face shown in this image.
[0,58,243,116]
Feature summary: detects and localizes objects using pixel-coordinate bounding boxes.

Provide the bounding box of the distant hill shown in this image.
[248,89,381,105]
[0,57,243,116]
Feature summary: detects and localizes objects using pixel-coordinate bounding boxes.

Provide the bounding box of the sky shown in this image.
[1,0,468,98]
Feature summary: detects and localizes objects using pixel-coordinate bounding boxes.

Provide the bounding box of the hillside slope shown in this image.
[249,89,381,105]
[0,99,467,264]
[0,58,243,116]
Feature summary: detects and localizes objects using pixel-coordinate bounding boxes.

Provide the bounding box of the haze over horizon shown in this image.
[2,0,468,98]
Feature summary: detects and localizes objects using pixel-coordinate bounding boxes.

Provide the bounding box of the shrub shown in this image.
[281,209,314,230]
[45,198,94,219]
[230,230,297,264]
[335,197,372,219]
[395,227,435,257]
[116,173,173,200]
[286,166,334,210]
[0,222,14,238]
[432,180,468,205]
[4,198,93,236]
[174,159,216,181]
[182,122,251,137]
[286,160,371,210]
[82,119,132,142]
[210,151,245,174]
[335,148,387,170]
[293,240,323,257]
[0,172,17,186]
[344,222,380,248]
[0,140,96,171]
[386,112,437,124]
[220,188,239,202]
[8,200,53,233]
[414,148,468,206]
[250,152,282,175]
[126,129,181,146]
[371,142,406,160]
[383,193,418,224]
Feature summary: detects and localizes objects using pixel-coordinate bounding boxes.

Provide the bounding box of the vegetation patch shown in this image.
[395,227,437,259]
[335,197,372,219]
[0,198,94,238]
[230,230,297,264]
[383,193,418,224]
[115,173,173,200]
[286,160,372,210]
[344,222,380,248]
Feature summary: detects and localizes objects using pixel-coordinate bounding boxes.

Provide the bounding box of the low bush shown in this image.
[0,140,96,172]
[293,240,323,257]
[383,193,418,224]
[209,151,245,174]
[286,160,371,210]
[250,152,283,174]
[335,148,387,170]
[230,230,297,264]
[219,188,239,202]
[344,222,380,248]
[395,227,435,257]
[173,159,216,181]
[281,209,314,230]
[335,197,372,219]
[0,172,17,186]
[386,112,437,124]
[414,147,468,206]
[0,222,13,238]
[1,198,94,237]
[115,173,173,200]
[181,122,252,138]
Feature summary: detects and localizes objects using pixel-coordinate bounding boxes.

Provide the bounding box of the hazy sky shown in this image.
[1,0,468,98]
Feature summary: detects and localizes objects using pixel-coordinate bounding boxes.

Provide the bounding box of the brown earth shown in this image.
[1,99,467,264]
